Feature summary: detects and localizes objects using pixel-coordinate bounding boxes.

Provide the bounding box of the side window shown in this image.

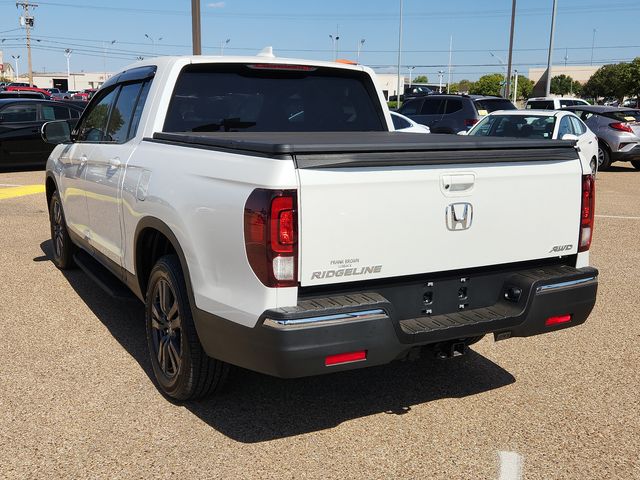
[76,88,118,142]
[569,116,587,135]
[0,103,37,122]
[558,116,574,137]
[107,82,144,143]
[41,105,72,121]
[391,114,411,130]
[128,80,152,139]
[420,98,444,115]
[443,99,462,114]
[398,99,421,115]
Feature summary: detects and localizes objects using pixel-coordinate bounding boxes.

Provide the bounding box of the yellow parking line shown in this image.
[0,184,45,200]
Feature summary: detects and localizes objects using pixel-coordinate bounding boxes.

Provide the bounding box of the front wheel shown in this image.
[48,190,76,269]
[631,160,640,170]
[145,255,229,400]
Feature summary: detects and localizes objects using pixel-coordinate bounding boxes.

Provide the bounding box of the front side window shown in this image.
[0,103,37,122]
[76,88,118,142]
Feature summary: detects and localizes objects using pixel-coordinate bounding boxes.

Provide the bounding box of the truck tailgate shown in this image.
[297,144,582,287]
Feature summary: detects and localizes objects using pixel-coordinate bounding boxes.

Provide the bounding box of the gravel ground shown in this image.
[0,167,639,479]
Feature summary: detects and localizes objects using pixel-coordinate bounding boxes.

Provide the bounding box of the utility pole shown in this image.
[16,1,37,87]
[191,0,201,55]
[545,0,557,97]
[396,0,403,107]
[505,0,516,99]
[513,69,518,104]
[447,35,453,94]
[590,29,596,66]
[408,66,415,87]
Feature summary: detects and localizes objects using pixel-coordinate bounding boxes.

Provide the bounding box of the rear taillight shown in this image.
[545,314,572,326]
[464,118,479,127]
[244,189,298,287]
[578,174,595,252]
[609,122,634,133]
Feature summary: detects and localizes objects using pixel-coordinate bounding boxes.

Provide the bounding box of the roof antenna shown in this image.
[257,46,275,58]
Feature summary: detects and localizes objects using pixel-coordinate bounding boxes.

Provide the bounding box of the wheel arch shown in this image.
[133,217,195,304]
[45,173,57,209]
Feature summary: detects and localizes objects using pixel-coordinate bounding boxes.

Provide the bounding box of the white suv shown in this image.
[525,97,590,110]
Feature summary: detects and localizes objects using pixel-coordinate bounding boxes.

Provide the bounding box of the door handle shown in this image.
[79,155,88,165]
[108,157,121,168]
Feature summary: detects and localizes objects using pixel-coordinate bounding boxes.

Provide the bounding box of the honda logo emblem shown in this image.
[446,203,473,231]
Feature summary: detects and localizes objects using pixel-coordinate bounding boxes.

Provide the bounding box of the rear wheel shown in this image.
[145,255,228,400]
[631,160,640,170]
[48,190,75,269]
[598,143,612,170]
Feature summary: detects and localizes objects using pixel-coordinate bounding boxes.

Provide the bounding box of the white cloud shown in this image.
[207,2,225,7]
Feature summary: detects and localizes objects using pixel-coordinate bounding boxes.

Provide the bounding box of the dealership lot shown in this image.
[0,168,638,479]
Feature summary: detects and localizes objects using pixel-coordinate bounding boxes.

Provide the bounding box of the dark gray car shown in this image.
[562,105,640,170]
[398,94,516,134]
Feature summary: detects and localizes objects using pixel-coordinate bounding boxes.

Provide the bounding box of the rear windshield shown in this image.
[603,110,640,122]
[469,114,556,139]
[526,100,554,110]
[474,98,516,113]
[163,64,385,133]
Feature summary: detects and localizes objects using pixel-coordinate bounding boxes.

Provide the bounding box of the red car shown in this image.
[5,85,51,99]
[71,88,97,101]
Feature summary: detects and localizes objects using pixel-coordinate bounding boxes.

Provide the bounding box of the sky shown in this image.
[1,0,639,83]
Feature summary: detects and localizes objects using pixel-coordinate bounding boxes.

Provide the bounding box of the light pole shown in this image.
[64,49,72,90]
[505,0,517,99]
[408,66,415,87]
[11,54,20,81]
[512,69,519,103]
[590,28,597,66]
[545,0,558,97]
[329,34,340,61]
[220,38,230,55]
[103,40,116,84]
[490,51,507,95]
[145,34,162,56]
[438,70,445,93]
[356,38,365,63]
[396,0,403,107]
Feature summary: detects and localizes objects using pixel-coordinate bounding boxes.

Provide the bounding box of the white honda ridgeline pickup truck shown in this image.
[42,55,598,400]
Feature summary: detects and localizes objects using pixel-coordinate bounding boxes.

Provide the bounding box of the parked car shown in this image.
[0,99,84,169]
[524,97,589,110]
[71,89,97,101]
[41,57,598,401]
[562,105,640,170]
[5,86,51,99]
[466,109,598,170]
[390,111,430,133]
[622,98,639,108]
[0,91,47,99]
[7,82,34,88]
[398,94,516,134]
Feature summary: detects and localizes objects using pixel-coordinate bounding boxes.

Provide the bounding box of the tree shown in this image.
[550,74,575,96]
[469,73,504,96]
[413,75,428,83]
[583,63,630,102]
[515,75,534,100]
[625,57,640,103]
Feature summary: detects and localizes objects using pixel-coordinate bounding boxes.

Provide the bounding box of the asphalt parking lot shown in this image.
[0,167,639,479]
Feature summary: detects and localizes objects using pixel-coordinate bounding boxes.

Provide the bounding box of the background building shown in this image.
[528,65,601,85]
[13,71,110,91]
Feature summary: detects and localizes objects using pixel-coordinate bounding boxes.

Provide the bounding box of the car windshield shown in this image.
[474,98,516,114]
[469,114,557,139]
[603,110,640,122]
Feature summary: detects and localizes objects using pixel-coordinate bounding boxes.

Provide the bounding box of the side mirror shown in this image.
[41,120,72,144]
[561,133,579,142]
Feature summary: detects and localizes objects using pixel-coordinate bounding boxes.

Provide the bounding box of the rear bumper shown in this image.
[611,145,640,162]
[193,265,598,378]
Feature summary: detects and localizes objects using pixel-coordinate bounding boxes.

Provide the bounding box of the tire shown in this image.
[145,255,229,400]
[631,160,640,170]
[48,190,76,269]
[597,143,612,170]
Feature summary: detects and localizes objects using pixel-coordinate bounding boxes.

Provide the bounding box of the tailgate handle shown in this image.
[442,174,475,192]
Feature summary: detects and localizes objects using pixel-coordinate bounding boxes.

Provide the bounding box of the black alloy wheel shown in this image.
[150,278,183,379]
[48,190,75,269]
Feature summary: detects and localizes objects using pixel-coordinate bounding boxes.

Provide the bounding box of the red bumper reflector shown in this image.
[325,350,367,366]
[545,314,572,326]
